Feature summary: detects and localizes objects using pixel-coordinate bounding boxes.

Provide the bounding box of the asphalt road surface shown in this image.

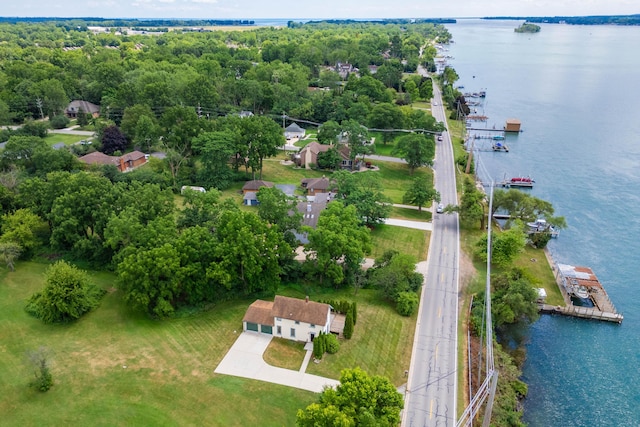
[403,77,460,427]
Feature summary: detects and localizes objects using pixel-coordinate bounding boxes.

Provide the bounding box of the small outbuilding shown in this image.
[505,118,522,132]
[242,180,274,194]
[284,122,306,140]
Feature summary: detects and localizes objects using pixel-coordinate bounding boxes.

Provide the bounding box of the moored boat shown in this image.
[502,176,534,188]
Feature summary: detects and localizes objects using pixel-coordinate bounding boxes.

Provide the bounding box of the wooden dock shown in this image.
[538,304,623,324]
[540,250,623,324]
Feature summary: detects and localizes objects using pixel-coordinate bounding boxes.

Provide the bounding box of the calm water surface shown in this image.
[446,19,640,426]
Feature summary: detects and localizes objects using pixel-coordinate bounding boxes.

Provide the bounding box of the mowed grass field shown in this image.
[0,262,315,427]
[370,225,429,261]
[0,260,420,426]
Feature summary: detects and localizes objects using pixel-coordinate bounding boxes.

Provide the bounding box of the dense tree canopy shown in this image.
[305,201,371,287]
[297,368,403,427]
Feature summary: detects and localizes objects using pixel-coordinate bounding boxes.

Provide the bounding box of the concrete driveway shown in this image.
[214,332,339,393]
[384,218,433,231]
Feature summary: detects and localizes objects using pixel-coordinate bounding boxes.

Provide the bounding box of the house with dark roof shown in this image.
[242,295,331,342]
[301,176,336,196]
[284,122,305,140]
[78,150,147,172]
[295,141,331,169]
[242,180,274,194]
[65,100,100,118]
[294,192,334,243]
[78,151,120,168]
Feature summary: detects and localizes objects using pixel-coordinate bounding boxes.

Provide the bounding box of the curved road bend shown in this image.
[403,80,460,426]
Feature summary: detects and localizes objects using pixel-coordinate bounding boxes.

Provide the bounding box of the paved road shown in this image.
[49,128,95,136]
[403,75,460,427]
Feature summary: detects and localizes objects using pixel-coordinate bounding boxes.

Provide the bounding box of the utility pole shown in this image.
[465,139,474,174]
[482,371,499,427]
[36,98,45,120]
[282,111,286,130]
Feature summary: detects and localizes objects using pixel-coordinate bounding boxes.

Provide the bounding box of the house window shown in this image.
[310,324,315,329]
[276,317,281,321]
[277,326,282,335]
[290,328,296,338]
[295,321,300,325]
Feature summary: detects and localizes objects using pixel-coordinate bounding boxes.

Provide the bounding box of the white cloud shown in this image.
[192,0,218,3]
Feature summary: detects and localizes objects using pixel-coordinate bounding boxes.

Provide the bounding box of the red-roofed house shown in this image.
[78,150,147,172]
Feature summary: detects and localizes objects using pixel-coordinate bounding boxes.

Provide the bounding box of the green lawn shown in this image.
[375,161,433,204]
[412,101,431,110]
[263,338,306,371]
[370,224,429,261]
[389,206,432,221]
[43,134,90,147]
[0,261,315,426]
[373,141,397,157]
[261,159,326,185]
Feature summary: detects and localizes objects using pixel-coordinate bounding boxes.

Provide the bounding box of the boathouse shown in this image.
[505,118,521,132]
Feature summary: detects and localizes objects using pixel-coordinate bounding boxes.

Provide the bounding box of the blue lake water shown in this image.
[445,19,640,426]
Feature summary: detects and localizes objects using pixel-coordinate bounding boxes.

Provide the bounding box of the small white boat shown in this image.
[573,285,589,299]
[527,219,548,230]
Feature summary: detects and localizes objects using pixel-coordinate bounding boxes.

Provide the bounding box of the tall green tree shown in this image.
[367,103,404,145]
[240,115,284,180]
[333,170,391,227]
[25,260,105,323]
[403,175,439,211]
[491,268,540,327]
[392,133,435,174]
[256,186,302,246]
[193,131,236,190]
[458,176,486,229]
[305,201,371,287]
[297,368,403,427]
[475,222,527,267]
[210,210,290,296]
[0,208,47,256]
[118,243,182,318]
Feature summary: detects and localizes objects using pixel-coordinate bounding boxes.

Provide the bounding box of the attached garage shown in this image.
[260,325,273,334]
[242,300,275,335]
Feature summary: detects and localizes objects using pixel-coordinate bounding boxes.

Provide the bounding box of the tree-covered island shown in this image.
[515,22,541,33]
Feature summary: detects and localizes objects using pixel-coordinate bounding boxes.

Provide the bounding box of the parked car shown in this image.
[436,203,444,213]
[437,135,443,141]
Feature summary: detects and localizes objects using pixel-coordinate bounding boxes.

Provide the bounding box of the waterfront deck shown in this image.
[541,250,623,324]
[538,304,623,324]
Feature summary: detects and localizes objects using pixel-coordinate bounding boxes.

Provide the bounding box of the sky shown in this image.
[2,0,638,20]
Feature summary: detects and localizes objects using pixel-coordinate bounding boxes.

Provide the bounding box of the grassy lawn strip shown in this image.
[0,261,314,427]
[370,224,429,261]
[513,246,564,306]
[263,338,306,371]
[390,206,432,221]
[375,161,432,204]
[43,133,89,146]
[261,159,326,184]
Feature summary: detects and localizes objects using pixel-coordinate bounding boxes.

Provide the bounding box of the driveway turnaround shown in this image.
[215,332,340,393]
